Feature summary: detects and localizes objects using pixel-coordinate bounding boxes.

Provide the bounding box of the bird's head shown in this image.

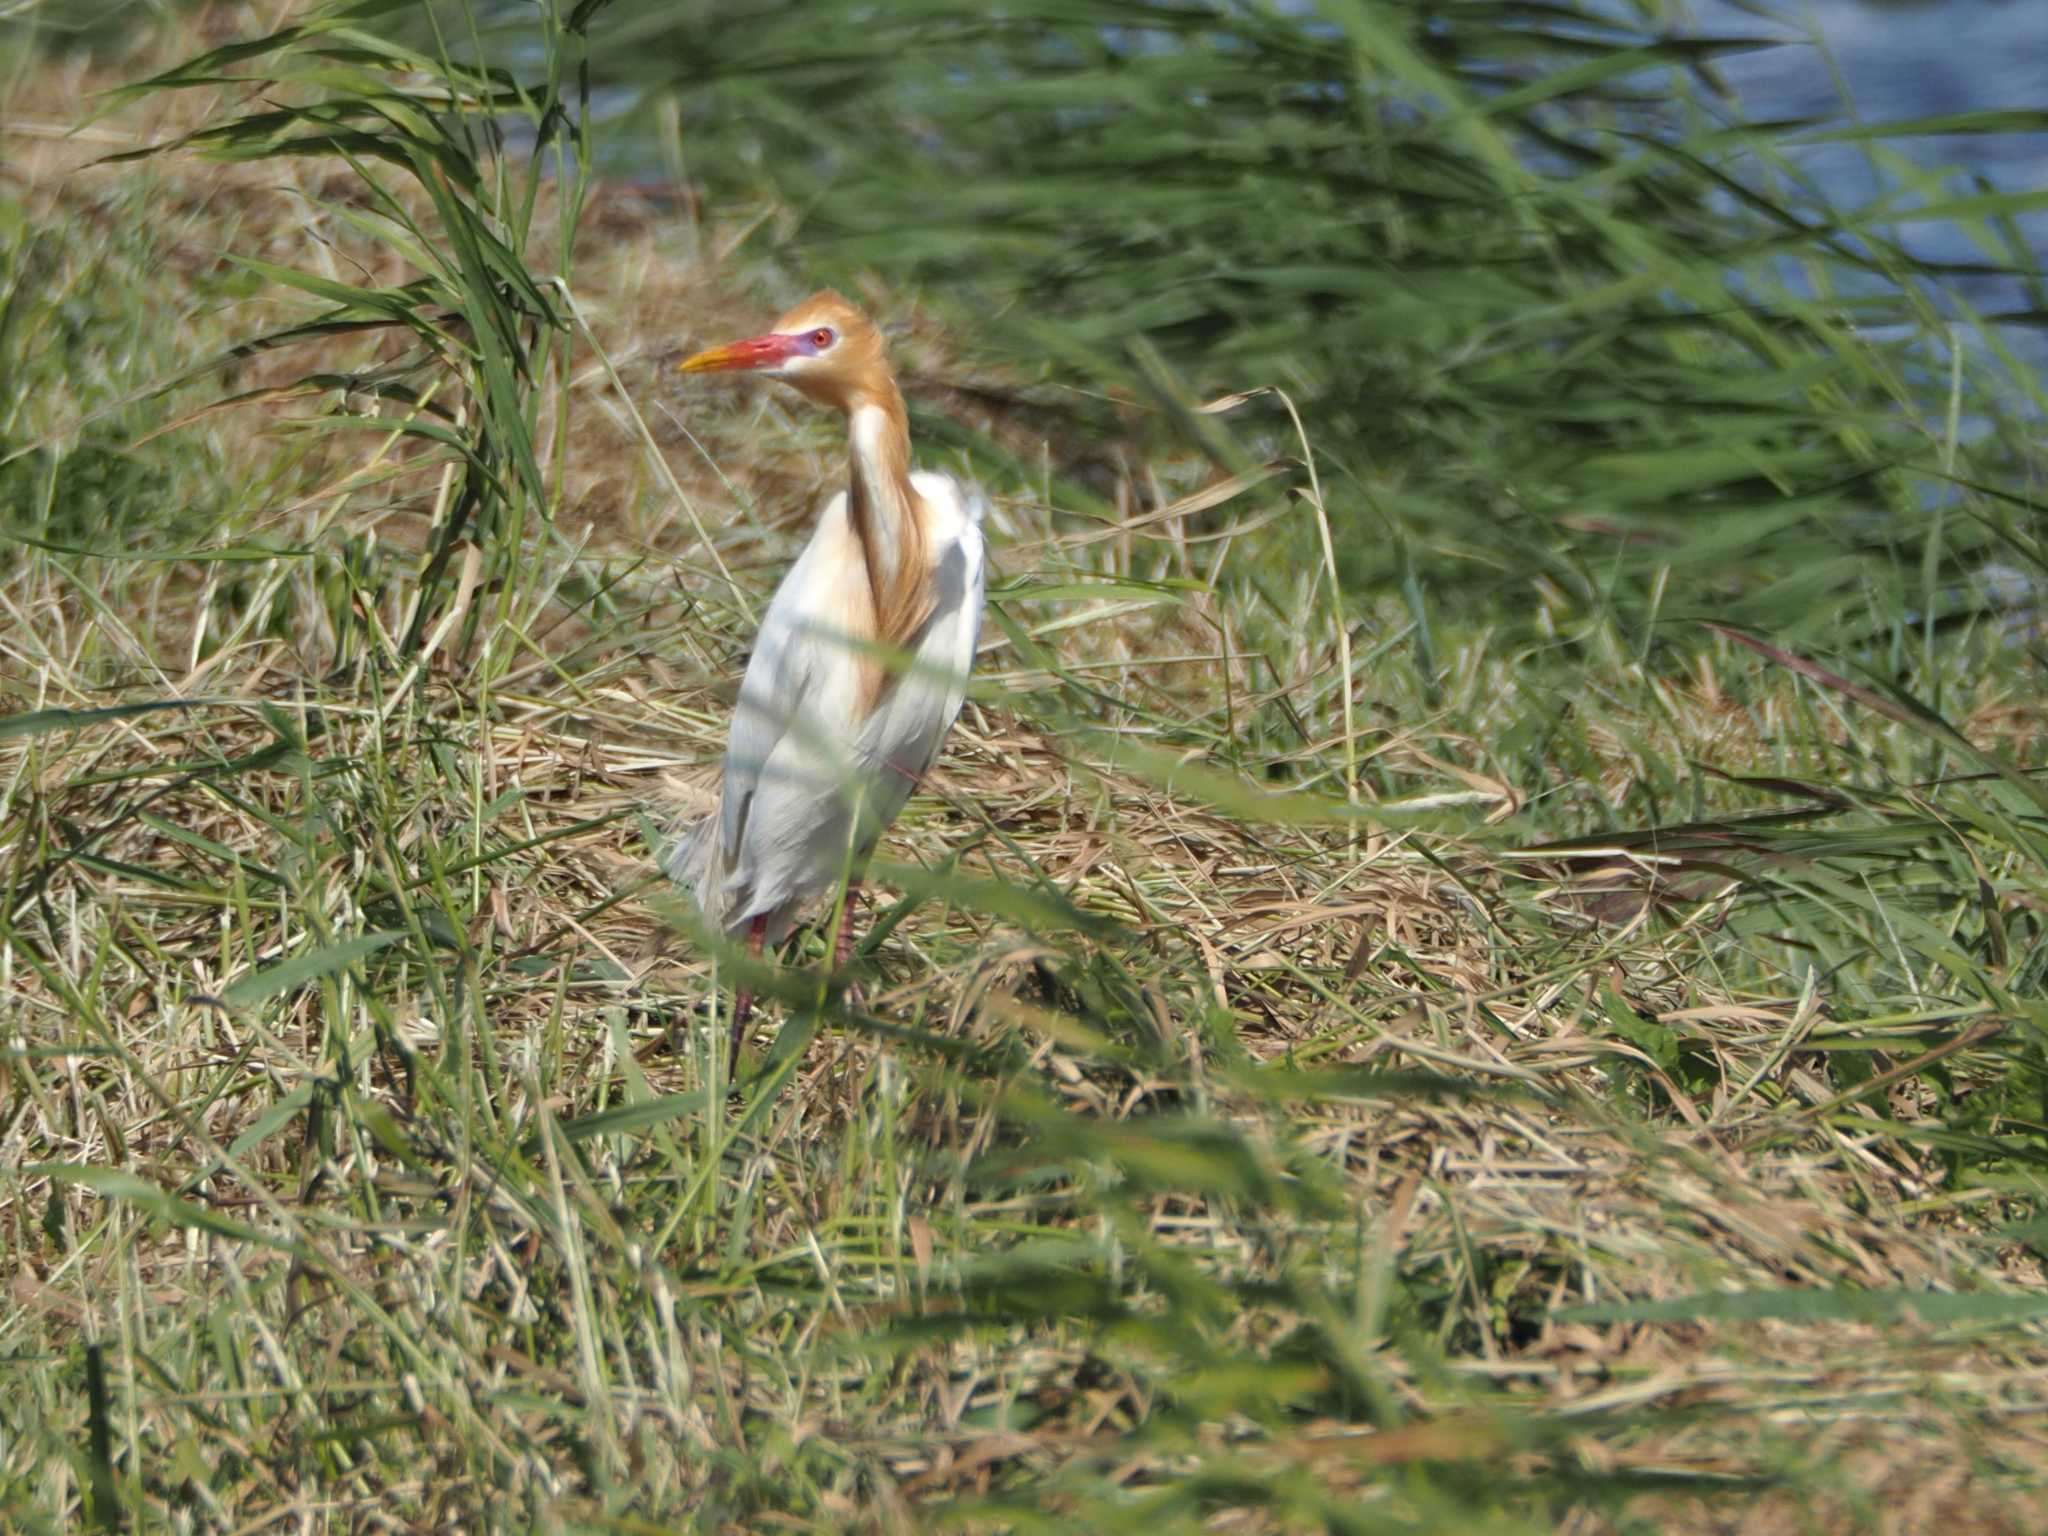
[677,290,888,412]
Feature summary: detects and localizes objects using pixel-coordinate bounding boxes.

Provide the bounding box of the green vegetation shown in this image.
[3,1,2047,1530]
[589,0,2048,642]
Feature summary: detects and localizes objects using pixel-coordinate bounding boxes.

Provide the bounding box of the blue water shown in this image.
[1690,0,2048,344]
[1694,0,2048,151]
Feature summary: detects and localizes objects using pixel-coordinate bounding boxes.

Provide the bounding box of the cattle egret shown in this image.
[667,290,986,1065]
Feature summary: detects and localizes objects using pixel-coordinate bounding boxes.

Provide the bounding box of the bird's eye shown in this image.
[810,327,835,349]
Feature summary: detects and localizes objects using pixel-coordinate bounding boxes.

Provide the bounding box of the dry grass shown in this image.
[4,22,2048,1534]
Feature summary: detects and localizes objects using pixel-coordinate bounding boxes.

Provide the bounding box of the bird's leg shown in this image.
[822,878,869,1017]
[832,880,864,973]
[727,915,768,1071]
[883,757,927,796]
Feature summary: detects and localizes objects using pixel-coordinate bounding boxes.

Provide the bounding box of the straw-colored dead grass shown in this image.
[4,41,2048,1533]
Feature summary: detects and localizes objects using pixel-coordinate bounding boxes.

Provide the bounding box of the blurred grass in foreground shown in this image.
[1,1,2047,1531]
[572,0,2048,650]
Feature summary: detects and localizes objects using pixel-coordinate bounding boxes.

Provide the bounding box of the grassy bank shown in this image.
[3,4,2048,1531]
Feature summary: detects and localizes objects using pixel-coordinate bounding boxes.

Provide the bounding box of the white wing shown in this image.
[856,472,986,827]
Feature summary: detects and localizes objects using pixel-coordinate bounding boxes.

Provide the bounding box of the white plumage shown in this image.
[668,467,985,941]
[665,290,987,1052]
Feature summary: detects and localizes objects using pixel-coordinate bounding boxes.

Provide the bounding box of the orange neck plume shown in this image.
[845,379,934,705]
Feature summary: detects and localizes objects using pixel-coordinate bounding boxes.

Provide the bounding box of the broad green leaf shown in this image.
[0,701,215,740]
[221,931,408,1006]
[26,1165,296,1252]
[1561,1288,2048,1328]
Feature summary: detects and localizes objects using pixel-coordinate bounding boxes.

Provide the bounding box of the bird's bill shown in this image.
[677,332,804,374]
